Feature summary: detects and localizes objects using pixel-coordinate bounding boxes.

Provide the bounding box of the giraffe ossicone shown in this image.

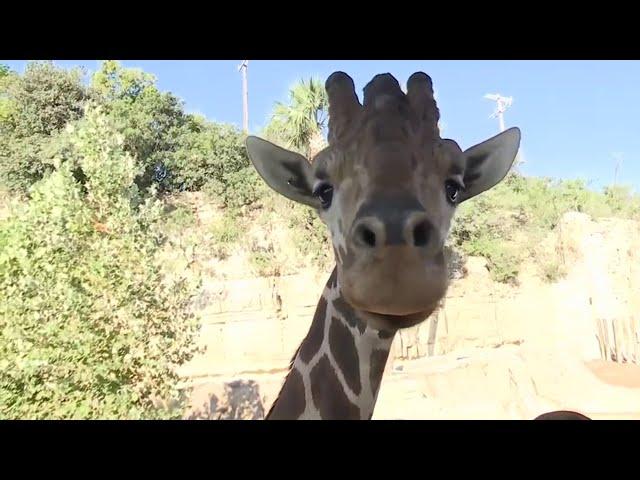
[245,71,521,420]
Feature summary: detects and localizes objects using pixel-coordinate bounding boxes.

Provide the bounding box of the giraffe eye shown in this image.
[313,182,334,209]
[445,180,462,204]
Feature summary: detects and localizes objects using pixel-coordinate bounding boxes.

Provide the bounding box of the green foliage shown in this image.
[450,172,640,283]
[90,61,187,190]
[3,61,87,137]
[0,108,201,419]
[91,60,156,102]
[171,119,264,208]
[0,60,264,208]
[603,184,640,217]
[541,257,565,283]
[90,61,262,204]
[210,211,242,259]
[0,65,12,123]
[0,62,89,194]
[249,243,280,277]
[0,134,55,197]
[288,203,332,269]
[164,204,196,234]
[263,77,328,158]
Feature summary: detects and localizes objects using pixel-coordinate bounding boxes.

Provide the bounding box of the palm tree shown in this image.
[264,77,328,161]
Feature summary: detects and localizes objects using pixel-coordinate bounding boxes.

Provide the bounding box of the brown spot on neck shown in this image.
[329,316,362,395]
[265,368,306,420]
[333,296,366,335]
[299,296,327,364]
[378,329,394,340]
[327,267,338,289]
[310,355,360,420]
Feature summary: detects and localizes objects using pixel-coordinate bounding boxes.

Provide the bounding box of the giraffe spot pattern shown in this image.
[328,268,338,289]
[378,329,394,340]
[266,368,306,420]
[333,296,366,334]
[310,355,360,420]
[329,316,362,395]
[299,297,327,364]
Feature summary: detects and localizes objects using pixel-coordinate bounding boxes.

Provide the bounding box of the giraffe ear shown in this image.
[458,127,521,203]
[245,136,321,208]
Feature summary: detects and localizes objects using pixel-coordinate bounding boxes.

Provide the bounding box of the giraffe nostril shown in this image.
[412,220,430,247]
[356,224,377,248]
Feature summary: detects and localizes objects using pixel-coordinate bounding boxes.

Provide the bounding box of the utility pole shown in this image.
[484,92,523,169]
[484,93,513,132]
[238,60,249,133]
[613,152,624,187]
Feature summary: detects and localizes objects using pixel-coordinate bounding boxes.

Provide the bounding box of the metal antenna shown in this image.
[484,92,524,168]
[484,93,513,132]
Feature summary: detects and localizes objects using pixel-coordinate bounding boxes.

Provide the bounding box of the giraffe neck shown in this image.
[266,268,396,420]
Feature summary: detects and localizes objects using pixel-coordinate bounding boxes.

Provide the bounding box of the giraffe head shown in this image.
[246,71,520,331]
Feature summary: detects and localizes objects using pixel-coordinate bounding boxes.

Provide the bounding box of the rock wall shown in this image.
[179,212,640,386]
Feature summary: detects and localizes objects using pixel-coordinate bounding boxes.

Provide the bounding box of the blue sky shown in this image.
[3,60,639,191]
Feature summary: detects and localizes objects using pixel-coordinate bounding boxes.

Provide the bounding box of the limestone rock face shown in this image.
[178,207,640,420]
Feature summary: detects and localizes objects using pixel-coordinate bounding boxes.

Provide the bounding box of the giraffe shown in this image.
[244,70,560,420]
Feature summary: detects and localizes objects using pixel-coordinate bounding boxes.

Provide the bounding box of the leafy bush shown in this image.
[0,107,201,419]
[164,204,197,234]
[0,62,89,194]
[91,61,266,204]
[288,202,332,270]
[90,61,188,191]
[171,119,265,208]
[0,61,265,210]
[249,242,281,277]
[450,172,640,283]
[210,211,243,259]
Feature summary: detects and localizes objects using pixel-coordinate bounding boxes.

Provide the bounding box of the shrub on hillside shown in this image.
[90,61,189,191]
[450,172,640,283]
[0,62,89,194]
[288,202,332,270]
[0,107,201,419]
[171,118,264,208]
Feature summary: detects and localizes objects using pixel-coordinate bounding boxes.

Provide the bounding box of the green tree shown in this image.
[0,62,89,194]
[264,77,328,160]
[91,60,156,102]
[168,117,262,207]
[0,65,15,126]
[0,107,201,419]
[4,61,87,137]
[90,60,188,190]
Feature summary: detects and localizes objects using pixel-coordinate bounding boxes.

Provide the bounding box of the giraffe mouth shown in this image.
[340,261,448,328]
[359,307,437,330]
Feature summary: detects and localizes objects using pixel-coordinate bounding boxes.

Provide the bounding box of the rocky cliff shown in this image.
[178,209,640,419]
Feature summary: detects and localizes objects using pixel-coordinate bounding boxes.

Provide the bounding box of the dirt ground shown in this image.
[371,346,640,420]
[184,343,640,420]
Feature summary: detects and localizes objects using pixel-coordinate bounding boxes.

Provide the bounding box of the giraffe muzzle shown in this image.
[339,245,449,319]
